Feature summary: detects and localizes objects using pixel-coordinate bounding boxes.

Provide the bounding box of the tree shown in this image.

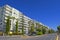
[57,26,60,33]
[28,21,31,34]
[21,15,24,35]
[42,27,46,34]
[36,28,41,32]
[36,23,43,35]
[30,23,34,35]
[15,21,18,34]
[6,16,16,35]
[6,16,11,34]
[36,28,43,35]
[22,25,24,35]
[48,29,55,33]
[28,20,35,35]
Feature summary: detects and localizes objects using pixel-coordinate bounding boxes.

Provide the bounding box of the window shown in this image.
[14,13,15,14]
[14,12,17,15]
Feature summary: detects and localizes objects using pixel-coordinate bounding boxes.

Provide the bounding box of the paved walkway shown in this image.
[58,34,60,40]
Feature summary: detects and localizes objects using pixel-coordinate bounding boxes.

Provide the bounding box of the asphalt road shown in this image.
[26,34,56,40]
[0,34,57,40]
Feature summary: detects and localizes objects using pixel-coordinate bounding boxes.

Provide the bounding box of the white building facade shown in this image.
[0,5,48,35]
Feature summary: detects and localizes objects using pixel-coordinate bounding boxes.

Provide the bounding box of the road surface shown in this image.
[58,34,60,40]
[26,34,56,40]
[0,34,57,40]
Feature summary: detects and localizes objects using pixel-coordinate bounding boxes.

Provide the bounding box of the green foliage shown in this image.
[22,16,24,35]
[0,32,3,36]
[6,16,10,34]
[30,23,34,35]
[22,26,24,35]
[37,32,43,35]
[48,29,51,33]
[57,26,60,33]
[48,29,55,33]
[15,21,18,34]
[12,32,22,35]
[36,28,41,32]
[42,27,46,34]
[31,24,34,32]
[36,27,43,35]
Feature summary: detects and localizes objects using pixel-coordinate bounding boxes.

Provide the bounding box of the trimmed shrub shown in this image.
[0,32,3,36]
[37,32,43,35]
[12,32,22,35]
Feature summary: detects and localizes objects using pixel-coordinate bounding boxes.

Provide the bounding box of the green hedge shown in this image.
[37,32,43,35]
[12,32,22,35]
[0,32,3,36]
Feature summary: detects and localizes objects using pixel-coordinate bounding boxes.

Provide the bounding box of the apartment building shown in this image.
[0,5,48,35]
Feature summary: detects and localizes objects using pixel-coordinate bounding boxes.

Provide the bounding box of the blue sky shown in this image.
[0,0,60,30]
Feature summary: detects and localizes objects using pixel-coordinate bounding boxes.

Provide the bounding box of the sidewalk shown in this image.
[58,34,60,40]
